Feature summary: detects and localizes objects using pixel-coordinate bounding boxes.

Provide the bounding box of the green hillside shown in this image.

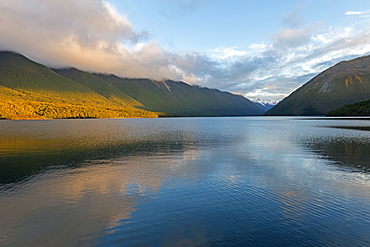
[97,75,264,116]
[327,99,370,116]
[0,51,263,119]
[265,55,370,116]
[53,68,142,107]
[93,75,172,112]
[0,52,106,105]
[0,52,159,119]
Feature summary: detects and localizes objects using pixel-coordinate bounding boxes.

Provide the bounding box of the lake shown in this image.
[1,117,370,246]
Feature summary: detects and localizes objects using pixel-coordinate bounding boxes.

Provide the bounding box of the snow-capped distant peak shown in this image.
[251,98,279,112]
[251,98,278,106]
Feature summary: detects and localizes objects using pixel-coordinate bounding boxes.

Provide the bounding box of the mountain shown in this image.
[95,74,264,116]
[52,68,142,107]
[0,51,263,119]
[251,98,278,112]
[0,51,159,119]
[265,55,370,116]
[327,99,370,116]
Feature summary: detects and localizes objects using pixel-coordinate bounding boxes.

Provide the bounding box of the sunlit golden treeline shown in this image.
[0,93,160,119]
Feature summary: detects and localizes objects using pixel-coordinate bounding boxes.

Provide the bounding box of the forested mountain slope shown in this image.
[0,51,263,119]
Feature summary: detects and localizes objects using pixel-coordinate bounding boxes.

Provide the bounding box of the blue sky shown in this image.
[1,0,370,100]
[111,0,368,51]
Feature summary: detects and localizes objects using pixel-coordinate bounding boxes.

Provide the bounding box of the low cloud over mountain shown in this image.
[1,0,370,101]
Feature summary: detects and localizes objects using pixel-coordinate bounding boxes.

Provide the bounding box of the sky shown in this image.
[1,0,370,101]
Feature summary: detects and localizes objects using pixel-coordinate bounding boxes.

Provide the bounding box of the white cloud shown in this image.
[248,43,269,51]
[0,0,182,80]
[196,19,370,100]
[345,10,370,17]
[1,0,370,101]
[345,11,364,15]
[210,47,249,59]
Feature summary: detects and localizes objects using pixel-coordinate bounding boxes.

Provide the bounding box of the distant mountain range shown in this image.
[251,98,278,112]
[265,55,370,116]
[0,51,263,119]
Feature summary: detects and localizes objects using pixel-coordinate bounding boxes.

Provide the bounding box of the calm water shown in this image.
[1,117,370,246]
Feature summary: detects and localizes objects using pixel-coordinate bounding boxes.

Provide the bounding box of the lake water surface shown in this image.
[1,117,370,246]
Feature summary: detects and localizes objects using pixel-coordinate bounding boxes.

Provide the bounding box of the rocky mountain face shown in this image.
[265,55,370,116]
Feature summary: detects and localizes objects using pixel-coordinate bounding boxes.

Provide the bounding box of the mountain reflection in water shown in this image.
[1,117,370,246]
